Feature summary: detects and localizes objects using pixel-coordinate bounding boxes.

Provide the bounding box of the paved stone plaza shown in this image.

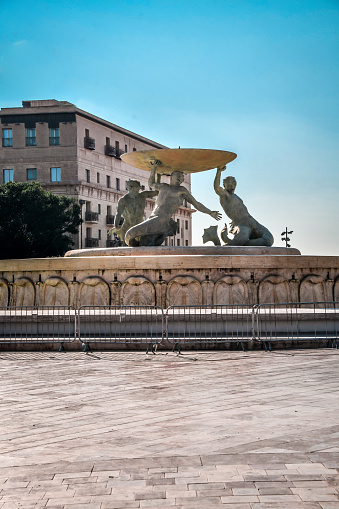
[0,349,339,508]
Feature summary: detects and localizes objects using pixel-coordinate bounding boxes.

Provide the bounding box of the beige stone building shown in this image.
[0,100,193,249]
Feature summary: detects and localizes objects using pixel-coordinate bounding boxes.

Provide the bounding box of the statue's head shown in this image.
[170,170,185,185]
[126,180,144,193]
[223,176,237,193]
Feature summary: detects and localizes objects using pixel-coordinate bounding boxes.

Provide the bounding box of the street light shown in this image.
[79,200,86,249]
[281,227,293,248]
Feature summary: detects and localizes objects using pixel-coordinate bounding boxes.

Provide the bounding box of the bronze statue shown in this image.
[214,166,274,246]
[125,160,222,246]
[109,179,158,245]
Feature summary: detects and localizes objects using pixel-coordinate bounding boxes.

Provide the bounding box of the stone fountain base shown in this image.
[0,246,338,307]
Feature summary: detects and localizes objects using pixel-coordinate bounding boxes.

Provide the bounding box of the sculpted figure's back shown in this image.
[214,166,274,246]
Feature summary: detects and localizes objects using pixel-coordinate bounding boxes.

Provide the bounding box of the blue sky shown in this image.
[1,0,338,254]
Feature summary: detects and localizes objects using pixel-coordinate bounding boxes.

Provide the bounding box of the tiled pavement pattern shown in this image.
[0,350,339,508]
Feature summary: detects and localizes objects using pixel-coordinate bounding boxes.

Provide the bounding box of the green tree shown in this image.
[0,182,81,259]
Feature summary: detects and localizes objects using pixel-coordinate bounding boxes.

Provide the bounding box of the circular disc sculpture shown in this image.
[121,148,237,175]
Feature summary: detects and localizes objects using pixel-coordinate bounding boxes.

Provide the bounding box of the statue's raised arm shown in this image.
[214,165,228,197]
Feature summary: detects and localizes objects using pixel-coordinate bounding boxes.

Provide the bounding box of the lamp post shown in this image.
[79,200,86,249]
[281,227,293,248]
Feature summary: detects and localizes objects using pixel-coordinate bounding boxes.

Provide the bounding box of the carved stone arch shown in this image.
[213,276,248,305]
[12,277,35,306]
[121,276,155,306]
[259,275,291,304]
[166,276,202,307]
[78,276,110,306]
[42,277,70,306]
[0,278,9,307]
[300,274,326,306]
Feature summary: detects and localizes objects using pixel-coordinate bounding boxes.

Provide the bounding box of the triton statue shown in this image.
[213,165,274,246]
[125,159,221,247]
[109,179,158,245]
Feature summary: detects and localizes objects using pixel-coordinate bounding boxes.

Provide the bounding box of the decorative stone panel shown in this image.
[334,277,339,302]
[42,277,69,306]
[213,276,248,305]
[121,277,155,306]
[0,278,9,307]
[78,277,110,306]
[12,277,35,306]
[166,276,202,307]
[300,275,326,305]
[259,275,291,304]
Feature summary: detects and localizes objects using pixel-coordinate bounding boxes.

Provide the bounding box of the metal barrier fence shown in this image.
[254,301,339,350]
[0,303,338,352]
[0,306,77,349]
[165,305,254,352]
[77,306,165,352]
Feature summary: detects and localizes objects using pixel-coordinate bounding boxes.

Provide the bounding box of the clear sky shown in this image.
[1,0,338,255]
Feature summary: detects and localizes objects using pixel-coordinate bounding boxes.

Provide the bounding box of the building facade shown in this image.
[0,100,193,249]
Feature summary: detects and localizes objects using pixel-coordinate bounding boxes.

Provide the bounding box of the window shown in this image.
[3,169,13,183]
[98,229,101,240]
[98,204,101,214]
[115,141,119,151]
[177,239,180,246]
[85,169,90,183]
[50,167,61,182]
[85,129,89,138]
[97,172,100,184]
[185,220,188,230]
[106,175,111,188]
[116,178,120,191]
[133,147,137,152]
[49,128,59,146]
[177,219,180,233]
[26,128,36,146]
[106,137,110,146]
[125,144,128,153]
[27,168,37,180]
[3,129,12,147]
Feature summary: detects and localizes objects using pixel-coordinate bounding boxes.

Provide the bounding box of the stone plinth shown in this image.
[0,247,338,307]
[65,246,301,257]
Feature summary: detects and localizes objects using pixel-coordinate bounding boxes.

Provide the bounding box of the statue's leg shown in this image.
[245,225,274,246]
[224,225,251,246]
[125,216,166,247]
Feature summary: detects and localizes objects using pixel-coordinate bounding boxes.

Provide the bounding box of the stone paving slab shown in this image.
[0,350,338,507]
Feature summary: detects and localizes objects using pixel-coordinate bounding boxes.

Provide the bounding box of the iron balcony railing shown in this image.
[85,237,99,248]
[85,211,99,222]
[84,136,95,150]
[106,214,115,225]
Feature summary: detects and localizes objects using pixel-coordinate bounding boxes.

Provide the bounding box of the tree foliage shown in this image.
[0,182,81,259]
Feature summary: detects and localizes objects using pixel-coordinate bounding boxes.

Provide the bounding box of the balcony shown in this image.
[105,145,115,157]
[104,145,124,158]
[106,238,123,247]
[85,238,99,248]
[114,148,124,159]
[85,211,99,222]
[106,214,115,225]
[84,137,95,150]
